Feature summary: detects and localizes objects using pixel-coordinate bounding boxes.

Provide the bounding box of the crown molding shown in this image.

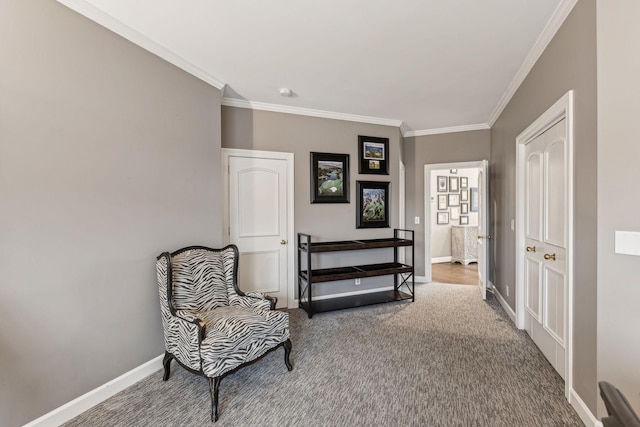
[399,122,411,137]
[404,123,490,138]
[487,0,579,126]
[56,0,225,90]
[222,98,404,128]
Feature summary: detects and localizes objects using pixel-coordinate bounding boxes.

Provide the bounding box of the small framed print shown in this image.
[450,206,460,220]
[450,169,458,174]
[437,211,449,225]
[461,189,469,202]
[358,135,389,175]
[449,176,459,192]
[460,215,469,225]
[448,193,460,206]
[437,176,448,192]
[461,203,469,215]
[460,177,468,189]
[438,194,447,210]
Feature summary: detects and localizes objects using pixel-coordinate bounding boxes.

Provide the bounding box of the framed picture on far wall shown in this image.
[448,193,460,206]
[358,135,389,175]
[449,176,459,192]
[438,194,447,210]
[460,215,469,225]
[437,211,449,225]
[356,181,390,228]
[461,189,469,202]
[437,176,448,192]
[310,152,350,204]
[460,177,468,189]
[461,203,469,215]
[470,187,479,212]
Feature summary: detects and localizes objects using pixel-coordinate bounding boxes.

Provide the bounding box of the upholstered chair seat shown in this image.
[156,245,293,421]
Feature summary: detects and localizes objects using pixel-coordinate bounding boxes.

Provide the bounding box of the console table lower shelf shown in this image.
[299,289,413,315]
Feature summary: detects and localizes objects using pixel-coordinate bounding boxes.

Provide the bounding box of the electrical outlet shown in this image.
[506,285,509,297]
[355,278,361,285]
[414,216,420,225]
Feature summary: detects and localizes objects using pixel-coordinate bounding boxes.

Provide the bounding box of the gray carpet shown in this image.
[63,283,582,426]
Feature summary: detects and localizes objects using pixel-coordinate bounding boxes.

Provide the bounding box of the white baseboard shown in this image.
[24,354,164,427]
[431,256,452,263]
[492,285,517,325]
[415,276,428,283]
[570,388,602,427]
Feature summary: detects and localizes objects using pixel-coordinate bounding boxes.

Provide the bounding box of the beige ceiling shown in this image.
[58,0,576,135]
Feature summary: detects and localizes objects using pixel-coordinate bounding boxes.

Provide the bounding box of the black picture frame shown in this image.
[448,193,460,206]
[460,177,468,189]
[461,203,469,214]
[358,135,389,175]
[438,194,448,210]
[460,215,469,225]
[356,181,390,228]
[310,152,350,204]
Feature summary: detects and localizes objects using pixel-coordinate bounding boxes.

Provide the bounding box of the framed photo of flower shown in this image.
[310,152,350,203]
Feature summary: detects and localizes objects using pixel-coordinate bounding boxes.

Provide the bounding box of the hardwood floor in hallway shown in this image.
[432,262,478,285]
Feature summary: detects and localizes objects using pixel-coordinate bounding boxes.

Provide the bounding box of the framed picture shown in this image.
[460,215,469,225]
[460,177,468,189]
[461,189,468,202]
[438,194,447,210]
[437,211,449,225]
[449,176,459,192]
[310,152,350,204]
[461,203,469,214]
[450,206,460,220]
[450,169,458,174]
[358,135,389,175]
[470,187,479,212]
[437,176,448,192]
[356,181,390,228]
[448,193,460,206]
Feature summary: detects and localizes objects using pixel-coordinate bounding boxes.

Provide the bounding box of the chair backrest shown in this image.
[157,246,239,315]
[600,381,640,427]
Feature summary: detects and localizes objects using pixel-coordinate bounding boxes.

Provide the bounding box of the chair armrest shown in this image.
[231,292,275,311]
[164,311,206,371]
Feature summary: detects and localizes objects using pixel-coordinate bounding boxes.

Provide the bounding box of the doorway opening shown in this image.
[424,160,490,298]
[429,166,480,286]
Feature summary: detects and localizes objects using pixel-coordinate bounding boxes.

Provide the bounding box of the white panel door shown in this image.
[228,154,290,308]
[477,160,490,299]
[523,118,567,378]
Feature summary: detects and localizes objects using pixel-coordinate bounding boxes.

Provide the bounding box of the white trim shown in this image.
[221,148,296,309]
[56,0,225,90]
[570,389,603,427]
[492,285,517,325]
[487,0,579,126]
[431,256,452,264]
[294,286,395,306]
[24,355,163,427]
[221,98,403,128]
[415,276,429,283]
[399,122,411,138]
[515,90,574,400]
[405,123,490,138]
[424,161,487,286]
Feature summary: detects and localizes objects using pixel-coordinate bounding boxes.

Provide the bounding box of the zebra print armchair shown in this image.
[156,245,293,422]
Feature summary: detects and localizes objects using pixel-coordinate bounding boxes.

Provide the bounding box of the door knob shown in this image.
[478,235,492,239]
[280,240,287,245]
[544,253,556,261]
[526,246,536,252]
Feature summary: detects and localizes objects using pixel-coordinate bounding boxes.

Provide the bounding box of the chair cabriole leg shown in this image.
[162,352,173,381]
[283,339,293,371]
[209,376,222,422]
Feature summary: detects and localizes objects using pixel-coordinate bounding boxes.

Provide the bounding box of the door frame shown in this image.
[515,91,574,399]
[222,148,296,309]
[424,160,488,284]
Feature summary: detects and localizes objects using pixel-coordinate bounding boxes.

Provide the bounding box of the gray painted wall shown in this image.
[404,130,491,277]
[0,2,223,426]
[490,0,597,412]
[596,1,640,417]
[222,107,404,296]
